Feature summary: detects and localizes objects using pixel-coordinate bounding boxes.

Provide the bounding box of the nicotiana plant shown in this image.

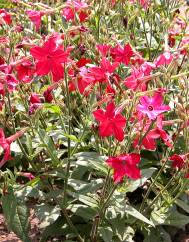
[0,0,189,241]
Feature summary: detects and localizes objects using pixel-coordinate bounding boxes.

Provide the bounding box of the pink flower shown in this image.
[111,43,133,65]
[30,37,69,82]
[154,52,173,67]
[137,93,170,120]
[0,64,18,93]
[124,67,146,91]
[89,58,119,83]
[96,44,111,57]
[106,153,141,183]
[0,9,12,25]
[93,102,126,141]
[0,128,27,168]
[26,10,45,31]
[61,0,89,22]
[19,172,35,180]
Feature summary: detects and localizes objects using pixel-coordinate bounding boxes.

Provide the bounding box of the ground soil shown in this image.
[0,207,41,242]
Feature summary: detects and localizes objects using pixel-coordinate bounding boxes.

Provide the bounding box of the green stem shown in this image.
[63,64,72,206]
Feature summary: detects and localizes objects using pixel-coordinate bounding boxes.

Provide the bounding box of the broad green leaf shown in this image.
[126,168,157,192]
[99,227,113,242]
[40,216,66,242]
[36,204,61,228]
[2,188,31,242]
[115,201,154,226]
[175,198,189,214]
[144,227,171,242]
[124,204,154,227]
[68,178,103,194]
[15,185,44,200]
[68,204,96,221]
[151,208,189,227]
[75,152,108,174]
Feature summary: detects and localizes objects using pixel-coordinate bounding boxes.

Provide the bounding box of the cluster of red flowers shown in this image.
[0,0,188,185]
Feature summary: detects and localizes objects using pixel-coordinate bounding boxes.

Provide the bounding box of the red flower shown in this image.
[89,58,119,83]
[96,44,111,57]
[93,102,126,141]
[137,93,170,120]
[111,43,133,65]
[15,59,34,83]
[30,37,69,82]
[30,93,41,104]
[170,154,185,169]
[0,128,27,168]
[0,9,12,25]
[61,0,89,22]
[154,52,173,67]
[106,153,141,183]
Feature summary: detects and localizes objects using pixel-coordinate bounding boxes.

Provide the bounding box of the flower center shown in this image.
[46,55,52,60]
[122,160,127,166]
[148,105,153,111]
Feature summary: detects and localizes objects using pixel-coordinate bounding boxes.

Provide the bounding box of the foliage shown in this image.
[0,0,189,241]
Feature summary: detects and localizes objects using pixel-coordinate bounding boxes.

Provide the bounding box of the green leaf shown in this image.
[2,188,31,242]
[75,152,108,174]
[43,103,61,114]
[175,198,189,214]
[126,168,157,192]
[99,227,113,242]
[40,216,66,242]
[63,133,80,142]
[68,178,103,194]
[144,227,172,242]
[151,208,189,227]
[125,204,154,226]
[68,191,99,207]
[68,204,96,221]
[36,204,61,228]
[115,201,154,226]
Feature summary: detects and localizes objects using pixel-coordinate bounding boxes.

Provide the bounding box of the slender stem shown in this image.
[63,64,72,206]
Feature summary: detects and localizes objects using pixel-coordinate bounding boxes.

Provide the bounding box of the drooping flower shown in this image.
[133,115,173,151]
[106,153,141,183]
[30,37,69,82]
[0,128,27,168]
[137,92,170,120]
[154,52,174,67]
[18,172,35,180]
[169,154,185,170]
[26,10,45,31]
[0,9,12,25]
[0,64,18,93]
[111,43,133,66]
[61,0,89,22]
[29,93,42,114]
[93,102,126,141]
